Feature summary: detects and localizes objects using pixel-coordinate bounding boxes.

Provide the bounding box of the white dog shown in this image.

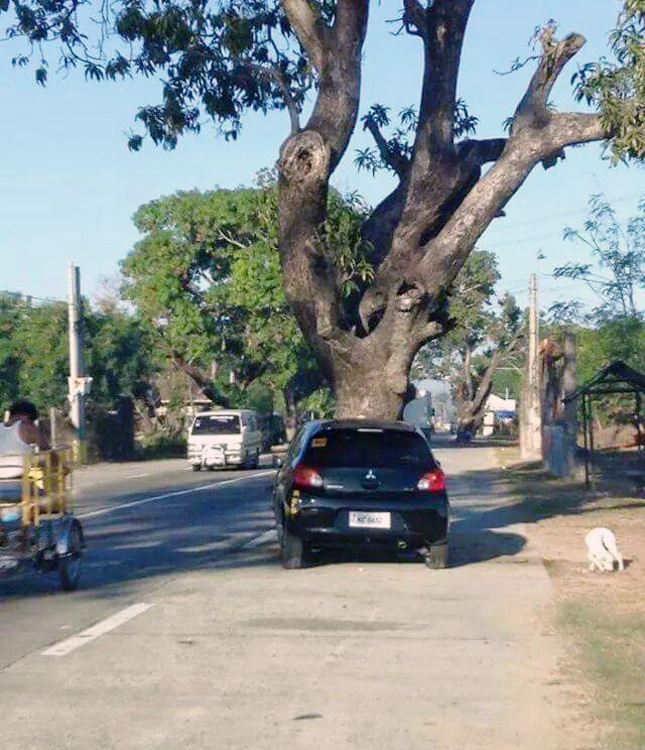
[585,527,624,572]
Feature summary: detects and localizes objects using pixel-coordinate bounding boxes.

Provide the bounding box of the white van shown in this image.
[187,410,262,471]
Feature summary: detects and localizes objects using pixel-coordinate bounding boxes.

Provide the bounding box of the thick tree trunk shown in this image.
[275,7,607,425]
[333,365,406,420]
[456,398,489,436]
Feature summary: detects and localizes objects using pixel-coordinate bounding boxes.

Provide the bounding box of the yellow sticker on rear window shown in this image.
[311,437,328,448]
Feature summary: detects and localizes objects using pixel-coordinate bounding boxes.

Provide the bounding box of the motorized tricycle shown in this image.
[0,448,85,590]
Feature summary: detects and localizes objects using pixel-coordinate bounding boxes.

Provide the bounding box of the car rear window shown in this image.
[302,429,432,468]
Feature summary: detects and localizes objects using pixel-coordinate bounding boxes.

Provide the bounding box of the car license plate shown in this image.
[349,511,391,529]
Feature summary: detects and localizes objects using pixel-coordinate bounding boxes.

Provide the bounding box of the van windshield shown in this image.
[191,415,240,435]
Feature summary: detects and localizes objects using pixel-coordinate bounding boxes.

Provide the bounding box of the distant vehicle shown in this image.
[187,410,262,471]
[272,419,449,569]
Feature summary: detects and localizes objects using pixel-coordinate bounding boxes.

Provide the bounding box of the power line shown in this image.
[485,190,645,235]
[0,290,80,309]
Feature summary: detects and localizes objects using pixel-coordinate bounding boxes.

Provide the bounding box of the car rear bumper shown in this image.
[285,493,449,551]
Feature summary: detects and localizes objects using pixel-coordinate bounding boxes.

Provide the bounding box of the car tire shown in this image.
[281,526,305,569]
[58,524,83,591]
[192,464,202,472]
[424,542,449,569]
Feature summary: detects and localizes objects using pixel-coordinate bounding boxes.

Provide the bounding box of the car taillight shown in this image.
[293,464,323,489]
[417,468,446,491]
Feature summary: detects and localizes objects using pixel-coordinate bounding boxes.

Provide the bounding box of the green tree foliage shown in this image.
[0,293,155,414]
[355,100,478,177]
[0,297,69,408]
[552,194,645,323]
[0,294,23,404]
[548,193,645,414]
[3,0,316,148]
[121,182,367,407]
[416,249,501,379]
[85,310,157,407]
[416,251,523,431]
[574,1,645,161]
[577,317,645,385]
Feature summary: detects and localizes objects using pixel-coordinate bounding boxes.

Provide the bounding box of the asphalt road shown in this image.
[0,442,579,750]
[0,458,277,667]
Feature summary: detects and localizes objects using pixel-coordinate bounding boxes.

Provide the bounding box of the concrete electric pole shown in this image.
[520,273,542,459]
[67,263,92,460]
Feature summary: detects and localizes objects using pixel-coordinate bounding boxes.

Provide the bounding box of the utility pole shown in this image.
[521,273,542,459]
[68,263,91,461]
[528,273,538,389]
[562,331,578,476]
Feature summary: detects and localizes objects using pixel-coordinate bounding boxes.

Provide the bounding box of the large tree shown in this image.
[5,0,643,417]
[121,183,369,425]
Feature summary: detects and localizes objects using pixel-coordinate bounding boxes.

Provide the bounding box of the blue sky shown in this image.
[2,0,643,316]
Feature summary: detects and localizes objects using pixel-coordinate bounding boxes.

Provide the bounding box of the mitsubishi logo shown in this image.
[365,469,377,481]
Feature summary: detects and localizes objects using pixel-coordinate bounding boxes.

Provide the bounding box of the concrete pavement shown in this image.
[0,444,580,750]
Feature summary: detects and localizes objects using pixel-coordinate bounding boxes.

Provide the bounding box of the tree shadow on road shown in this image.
[0,481,278,601]
[7,444,635,600]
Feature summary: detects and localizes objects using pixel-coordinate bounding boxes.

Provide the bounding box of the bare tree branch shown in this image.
[308,0,369,166]
[547,112,608,149]
[414,28,607,299]
[170,351,233,408]
[276,0,370,360]
[513,28,587,130]
[402,0,427,38]
[457,138,508,165]
[217,228,249,249]
[363,117,409,177]
[248,62,301,134]
[354,0,477,330]
[281,0,330,73]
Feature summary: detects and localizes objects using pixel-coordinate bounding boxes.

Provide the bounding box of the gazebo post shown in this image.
[588,395,597,491]
[582,393,590,488]
[636,391,643,456]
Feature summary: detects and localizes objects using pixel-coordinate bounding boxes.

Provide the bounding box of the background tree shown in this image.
[4,1,642,418]
[121,182,369,427]
[0,294,23,405]
[552,194,645,323]
[416,251,523,434]
[0,293,155,415]
[546,193,645,435]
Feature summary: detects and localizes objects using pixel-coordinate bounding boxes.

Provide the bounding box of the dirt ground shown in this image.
[498,445,645,750]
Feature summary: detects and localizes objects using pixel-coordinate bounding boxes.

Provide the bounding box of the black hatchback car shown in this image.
[272,419,449,569]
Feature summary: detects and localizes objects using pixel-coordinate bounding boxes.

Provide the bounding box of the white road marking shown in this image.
[78,470,275,520]
[240,528,278,549]
[126,472,151,479]
[42,603,153,657]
